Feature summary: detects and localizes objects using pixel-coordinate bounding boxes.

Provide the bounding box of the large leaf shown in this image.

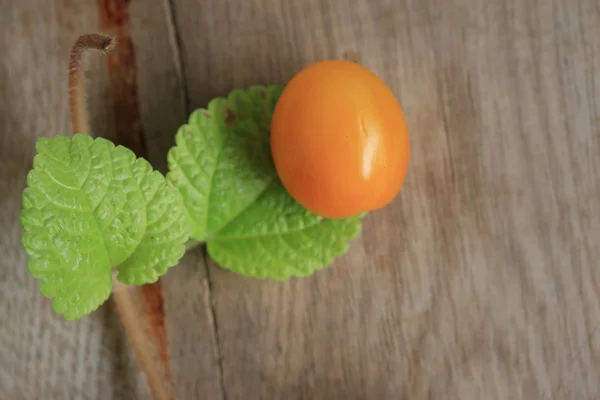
[20,134,189,319]
[167,85,362,279]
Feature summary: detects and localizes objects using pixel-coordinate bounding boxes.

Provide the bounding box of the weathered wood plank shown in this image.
[2,0,599,398]
[0,0,221,398]
[126,0,224,396]
[0,2,130,397]
[169,0,600,398]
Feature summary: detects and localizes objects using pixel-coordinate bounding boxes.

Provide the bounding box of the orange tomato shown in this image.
[270,60,411,219]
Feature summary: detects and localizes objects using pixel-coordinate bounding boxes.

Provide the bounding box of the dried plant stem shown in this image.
[112,278,174,400]
[68,33,173,400]
[68,33,116,134]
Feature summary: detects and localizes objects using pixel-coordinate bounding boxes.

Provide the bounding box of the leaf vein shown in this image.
[279,234,324,264]
[209,220,323,242]
[207,176,276,237]
[42,169,79,191]
[202,131,230,238]
[254,238,302,274]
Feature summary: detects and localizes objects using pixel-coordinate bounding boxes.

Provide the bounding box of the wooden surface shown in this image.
[1,0,599,398]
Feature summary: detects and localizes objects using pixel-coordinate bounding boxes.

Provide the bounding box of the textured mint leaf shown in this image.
[167,85,362,279]
[167,86,279,240]
[20,134,189,320]
[207,181,362,279]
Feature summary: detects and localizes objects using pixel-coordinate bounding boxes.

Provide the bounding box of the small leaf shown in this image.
[167,85,362,279]
[207,181,362,279]
[20,134,189,320]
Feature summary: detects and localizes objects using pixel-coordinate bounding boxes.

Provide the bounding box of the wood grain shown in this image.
[0,2,137,398]
[0,0,220,398]
[125,0,224,396]
[0,0,599,399]
[169,0,600,398]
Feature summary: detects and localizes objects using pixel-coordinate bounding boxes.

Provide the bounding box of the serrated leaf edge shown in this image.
[21,134,189,319]
[208,216,363,280]
[166,84,284,242]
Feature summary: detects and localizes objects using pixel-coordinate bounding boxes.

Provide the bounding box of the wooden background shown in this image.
[1,0,599,398]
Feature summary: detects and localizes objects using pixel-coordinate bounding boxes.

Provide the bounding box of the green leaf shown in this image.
[167,85,362,279]
[20,134,189,320]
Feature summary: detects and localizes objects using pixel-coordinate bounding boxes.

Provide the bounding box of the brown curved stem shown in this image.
[112,278,174,400]
[67,34,173,400]
[68,33,116,134]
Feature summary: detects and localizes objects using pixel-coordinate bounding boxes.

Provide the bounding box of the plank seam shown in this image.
[161,2,226,397]
[163,0,190,113]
